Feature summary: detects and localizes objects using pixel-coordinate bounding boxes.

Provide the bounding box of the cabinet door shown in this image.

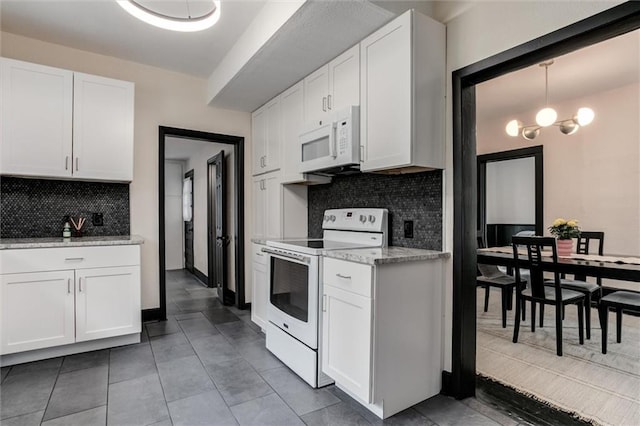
[360,12,412,172]
[75,266,141,342]
[322,284,372,403]
[73,73,134,181]
[263,97,281,173]
[252,105,267,175]
[0,58,73,178]
[328,45,360,112]
[252,176,266,238]
[0,270,75,354]
[303,65,329,127]
[251,259,268,331]
[280,81,305,183]
[264,173,282,239]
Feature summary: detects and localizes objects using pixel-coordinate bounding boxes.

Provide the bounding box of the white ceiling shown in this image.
[165,136,226,161]
[476,29,640,123]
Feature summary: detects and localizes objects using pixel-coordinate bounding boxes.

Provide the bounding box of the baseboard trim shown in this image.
[440,370,453,396]
[193,268,208,286]
[142,308,162,322]
[224,289,236,306]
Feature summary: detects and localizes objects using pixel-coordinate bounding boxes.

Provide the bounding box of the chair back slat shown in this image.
[512,236,561,299]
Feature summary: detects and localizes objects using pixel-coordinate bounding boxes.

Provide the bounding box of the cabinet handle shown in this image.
[65,156,69,170]
[262,156,267,168]
[322,294,327,312]
[79,277,83,292]
[327,94,332,110]
[262,179,266,190]
[68,278,71,294]
[75,157,79,171]
[65,257,84,261]
[322,96,327,112]
[336,273,352,280]
[360,145,365,162]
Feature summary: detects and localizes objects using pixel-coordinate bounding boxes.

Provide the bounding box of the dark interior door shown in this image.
[208,151,231,304]
[184,169,194,274]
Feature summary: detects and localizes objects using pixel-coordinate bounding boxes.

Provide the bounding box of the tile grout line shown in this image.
[146,325,174,425]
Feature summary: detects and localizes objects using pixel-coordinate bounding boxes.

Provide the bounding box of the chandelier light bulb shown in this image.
[576,107,595,126]
[505,119,522,137]
[535,107,558,127]
[116,0,221,32]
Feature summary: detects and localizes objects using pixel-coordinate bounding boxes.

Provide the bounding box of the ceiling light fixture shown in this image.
[505,60,595,140]
[116,0,221,32]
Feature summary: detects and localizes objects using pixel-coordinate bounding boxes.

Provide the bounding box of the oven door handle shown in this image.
[261,247,311,264]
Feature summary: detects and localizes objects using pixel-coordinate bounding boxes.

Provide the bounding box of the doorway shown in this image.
[184,169,194,274]
[450,3,640,399]
[159,127,245,321]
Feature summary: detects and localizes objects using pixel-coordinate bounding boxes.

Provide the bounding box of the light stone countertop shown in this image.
[0,235,145,250]
[251,238,268,245]
[323,246,450,265]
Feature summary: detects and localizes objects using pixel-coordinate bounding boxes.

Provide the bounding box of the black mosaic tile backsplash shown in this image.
[1,177,129,238]
[308,171,442,250]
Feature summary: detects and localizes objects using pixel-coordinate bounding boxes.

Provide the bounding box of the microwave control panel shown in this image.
[338,120,349,155]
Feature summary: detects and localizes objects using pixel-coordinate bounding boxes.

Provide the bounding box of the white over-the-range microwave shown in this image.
[299,105,360,174]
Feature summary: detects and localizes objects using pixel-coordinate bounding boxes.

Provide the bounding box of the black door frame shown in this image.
[477,146,544,239]
[158,126,246,321]
[183,168,194,274]
[450,2,640,398]
[207,150,234,305]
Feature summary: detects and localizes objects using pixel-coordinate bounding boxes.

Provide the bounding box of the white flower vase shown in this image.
[557,239,573,257]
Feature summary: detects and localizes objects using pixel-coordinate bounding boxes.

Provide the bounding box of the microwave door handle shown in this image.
[329,122,337,158]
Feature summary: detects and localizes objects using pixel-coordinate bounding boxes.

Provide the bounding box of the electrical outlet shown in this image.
[92,213,104,226]
[404,220,414,238]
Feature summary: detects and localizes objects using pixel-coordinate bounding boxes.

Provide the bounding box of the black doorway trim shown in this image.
[450,2,640,399]
[477,146,544,237]
[158,126,246,322]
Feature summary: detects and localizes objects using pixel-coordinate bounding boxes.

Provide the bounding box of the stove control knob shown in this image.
[359,214,366,223]
[329,215,336,222]
[368,215,376,223]
[323,215,329,222]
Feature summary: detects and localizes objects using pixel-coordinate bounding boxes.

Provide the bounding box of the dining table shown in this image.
[477,247,640,285]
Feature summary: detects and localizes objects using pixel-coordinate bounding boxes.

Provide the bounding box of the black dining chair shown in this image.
[477,234,526,328]
[512,236,585,357]
[574,231,605,283]
[598,291,640,354]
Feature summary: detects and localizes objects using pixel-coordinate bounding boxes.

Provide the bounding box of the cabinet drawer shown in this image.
[253,244,268,265]
[0,245,140,274]
[323,258,372,298]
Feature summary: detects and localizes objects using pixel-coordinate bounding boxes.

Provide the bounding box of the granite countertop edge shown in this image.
[0,235,145,250]
[324,247,451,265]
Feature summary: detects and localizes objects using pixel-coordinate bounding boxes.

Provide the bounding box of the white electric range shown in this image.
[263,208,388,388]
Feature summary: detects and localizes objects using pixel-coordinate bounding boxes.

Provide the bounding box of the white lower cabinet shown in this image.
[1,270,76,354]
[0,245,141,358]
[322,256,444,419]
[250,244,268,331]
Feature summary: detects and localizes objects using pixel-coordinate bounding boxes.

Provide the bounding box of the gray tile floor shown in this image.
[1,269,530,426]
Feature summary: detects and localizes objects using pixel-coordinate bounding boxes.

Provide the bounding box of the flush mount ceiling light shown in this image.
[116,0,221,32]
[505,60,595,140]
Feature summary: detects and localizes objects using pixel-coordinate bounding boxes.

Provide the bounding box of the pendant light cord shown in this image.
[185,0,192,19]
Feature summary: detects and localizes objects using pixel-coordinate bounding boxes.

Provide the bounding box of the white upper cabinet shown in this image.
[0,58,135,182]
[72,73,134,182]
[304,45,360,129]
[1,58,74,178]
[252,171,282,239]
[360,10,445,173]
[280,81,305,183]
[252,97,280,175]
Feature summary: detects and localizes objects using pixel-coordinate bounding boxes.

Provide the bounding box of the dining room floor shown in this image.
[0,269,534,426]
[476,286,640,426]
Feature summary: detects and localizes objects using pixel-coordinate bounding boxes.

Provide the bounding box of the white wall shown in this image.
[441,1,624,372]
[0,32,253,309]
[164,160,185,270]
[478,83,640,256]
[485,157,535,225]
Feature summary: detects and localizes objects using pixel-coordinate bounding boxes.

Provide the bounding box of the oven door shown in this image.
[264,248,319,349]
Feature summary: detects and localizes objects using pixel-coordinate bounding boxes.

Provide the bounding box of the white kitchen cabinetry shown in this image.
[0,57,135,182]
[0,245,141,361]
[250,243,269,331]
[280,81,305,183]
[252,172,282,239]
[322,256,444,419]
[72,73,134,181]
[360,10,445,173]
[0,58,73,179]
[304,45,360,128]
[252,98,281,175]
